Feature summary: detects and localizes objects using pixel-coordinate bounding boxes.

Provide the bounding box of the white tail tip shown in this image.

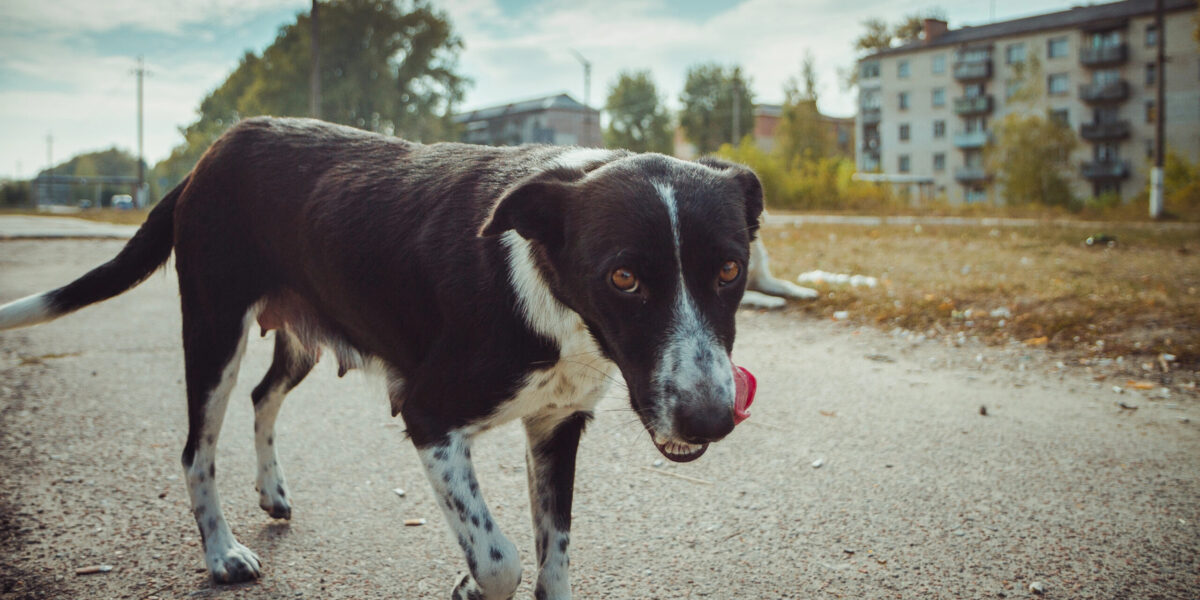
[0,293,57,330]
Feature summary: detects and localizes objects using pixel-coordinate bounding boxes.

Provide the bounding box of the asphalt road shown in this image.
[2,238,1198,600]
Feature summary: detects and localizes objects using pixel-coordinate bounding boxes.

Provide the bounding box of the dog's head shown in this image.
[481,153,762,462]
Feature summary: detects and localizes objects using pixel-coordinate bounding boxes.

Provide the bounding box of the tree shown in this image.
[986,54,1075,207]
[854,18,893,54]
[154,0,467,195]
[603,71,673,154]
[678,64,754,155]
[854,10,948,55]
[988,114,1076,207]
[773,53,834,166]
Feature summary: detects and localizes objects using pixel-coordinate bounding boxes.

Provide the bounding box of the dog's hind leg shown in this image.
[745,237,818,301]
[417,431,522,600]
[249,329,316,520]
[524,411,590,600]
[180,304,261,583]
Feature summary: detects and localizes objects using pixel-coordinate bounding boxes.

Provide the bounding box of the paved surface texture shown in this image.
[1,239,1198,599]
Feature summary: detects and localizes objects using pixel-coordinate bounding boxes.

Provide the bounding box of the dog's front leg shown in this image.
[524,412,589,600]
[418,431,522,600]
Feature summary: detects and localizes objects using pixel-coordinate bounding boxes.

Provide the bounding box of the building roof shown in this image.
[862,0,1196,60]
[453,93,595,123]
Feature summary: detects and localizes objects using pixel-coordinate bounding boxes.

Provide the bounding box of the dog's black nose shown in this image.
[674,398,735,443]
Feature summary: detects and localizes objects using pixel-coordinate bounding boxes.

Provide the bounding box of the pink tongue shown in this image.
[732,365,756,424]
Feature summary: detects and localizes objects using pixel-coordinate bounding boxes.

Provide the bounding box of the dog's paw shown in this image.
[258,483,292,520]
[739,291,787,309]
[207,542,262,583]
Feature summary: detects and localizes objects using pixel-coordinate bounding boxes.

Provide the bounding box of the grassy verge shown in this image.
[0,208,151,226]
[760,221,1200,374]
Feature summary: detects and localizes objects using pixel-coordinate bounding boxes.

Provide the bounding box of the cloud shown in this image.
[0,0,306,36]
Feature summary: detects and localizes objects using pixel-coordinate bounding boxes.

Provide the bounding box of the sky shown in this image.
[0,0,1086,180]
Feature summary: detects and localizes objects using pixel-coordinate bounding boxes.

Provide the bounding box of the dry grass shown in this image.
[0,208,151,226]
[760,221,1200,371]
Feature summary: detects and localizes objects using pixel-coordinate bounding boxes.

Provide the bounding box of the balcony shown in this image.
[1078,80,1130,104]
[1080,120,1131,141]
[1080,43,1128,67]
[953,95,994,116]
[861,135,880,152]
[860,107,881,125]
[954,166,991,183]
[953,59,993,81]
[1081,160,1130,180]
[953,130,993,149]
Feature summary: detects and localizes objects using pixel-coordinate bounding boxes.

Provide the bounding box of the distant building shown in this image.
[855,0,1200,204]
[674,104,854,160]
[752,104,855,157]
[453,93,601,147]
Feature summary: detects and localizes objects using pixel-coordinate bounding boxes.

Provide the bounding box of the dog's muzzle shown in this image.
[650,363,756,463]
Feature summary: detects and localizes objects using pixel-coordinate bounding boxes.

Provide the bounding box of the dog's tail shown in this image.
[0,176,187,330]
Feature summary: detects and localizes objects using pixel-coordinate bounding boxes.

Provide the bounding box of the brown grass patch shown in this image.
[760,222,1200,371]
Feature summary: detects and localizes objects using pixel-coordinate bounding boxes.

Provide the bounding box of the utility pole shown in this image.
[132,56,148,207]
[569,49,592,107]
[44,133,52,206]
[731,76,742,144]
[310,0,322,119]
[1149,0,1165,218]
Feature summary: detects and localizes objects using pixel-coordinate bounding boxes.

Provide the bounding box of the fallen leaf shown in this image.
[1023,336,1049,347]
[1125,380,1155,390]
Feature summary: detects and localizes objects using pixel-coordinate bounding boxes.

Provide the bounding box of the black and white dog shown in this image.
[0,117,760,599]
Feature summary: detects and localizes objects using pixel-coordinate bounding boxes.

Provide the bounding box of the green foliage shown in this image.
[773,80,833,167]
[716,138,894,212]
[0,179,32,207]
[855,10,946,55]
[678,64,754,155]
[603,70,673,154]
[1006,54,1044,105]
[154,0,467,195]
[37,147,141,207]
[1164,149,1200,219]
[988,112,1077,208]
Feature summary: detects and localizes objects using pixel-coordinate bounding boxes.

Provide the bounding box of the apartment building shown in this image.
[856,0,1199,204]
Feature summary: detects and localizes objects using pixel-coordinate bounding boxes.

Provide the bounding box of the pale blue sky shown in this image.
[0,0,1082,179]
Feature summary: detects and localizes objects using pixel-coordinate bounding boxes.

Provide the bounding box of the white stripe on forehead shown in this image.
[653,181,681,253]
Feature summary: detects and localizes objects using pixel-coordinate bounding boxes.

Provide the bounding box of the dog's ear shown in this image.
[478,167,585,248]
[696,157,765,236]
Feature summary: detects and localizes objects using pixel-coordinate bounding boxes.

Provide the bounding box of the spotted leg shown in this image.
[524,412,589,600]
[181,308,261,583]
[249,329,316,520]
[418,431,522,600]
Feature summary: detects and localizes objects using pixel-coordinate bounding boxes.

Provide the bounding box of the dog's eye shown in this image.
[718,261,741,286]
[611,268,639,293]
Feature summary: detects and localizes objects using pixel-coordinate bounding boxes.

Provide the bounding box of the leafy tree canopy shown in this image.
[603,70,673,154]
[855,9,948,54]
[154,0,467,193]
[678,63,754,155]
[773,52,835,166]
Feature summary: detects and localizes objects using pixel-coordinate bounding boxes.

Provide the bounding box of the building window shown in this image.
[1145,99,1156,124]
[899,91,910,110]
[963,82,985,98]
[861,61,881,79]
[1145,24,1158,47]
[1047,73,1069,95]
[899,123,910,141]
[932,54,946,74]
[1094,68,1120,85]
[898,60,910,78]
[933,153,946,172]
[1146,63,1157,86]
[899,155,911,173]
[933,120,946,138]
[932,87,945,107]
[1048,36,1069,59]
[1049,109,1070,127]
[1005,43,1026,65]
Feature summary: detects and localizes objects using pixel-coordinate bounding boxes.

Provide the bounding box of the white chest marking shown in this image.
[465,232,617,435]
